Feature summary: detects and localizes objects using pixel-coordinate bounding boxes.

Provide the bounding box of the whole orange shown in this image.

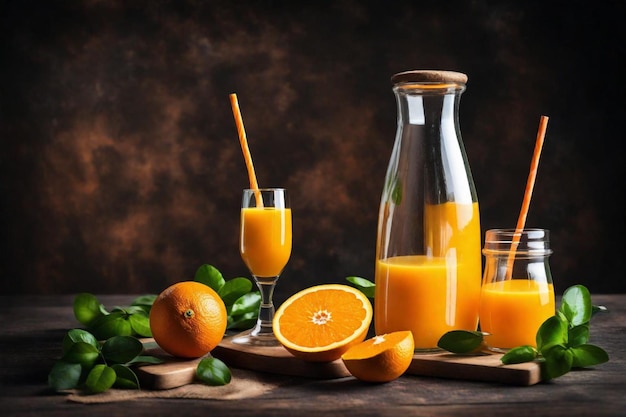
[149,281,227,358]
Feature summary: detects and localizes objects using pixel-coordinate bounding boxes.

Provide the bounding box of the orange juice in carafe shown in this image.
[375,70,482,351]
[375,202,481,349]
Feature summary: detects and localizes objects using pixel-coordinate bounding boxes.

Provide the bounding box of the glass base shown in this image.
[231,329,281,347]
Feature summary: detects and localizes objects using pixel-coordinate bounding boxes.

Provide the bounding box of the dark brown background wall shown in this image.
[1,0,624,299]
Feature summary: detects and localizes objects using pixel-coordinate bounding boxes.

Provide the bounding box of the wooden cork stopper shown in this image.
[391,70,468,85]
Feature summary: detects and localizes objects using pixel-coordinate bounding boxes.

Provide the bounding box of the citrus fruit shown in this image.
[149,281,227,358]
[273,284,373,362]
[341,330,414,383]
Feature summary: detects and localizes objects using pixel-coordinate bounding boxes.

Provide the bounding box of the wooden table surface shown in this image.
[1,294,624,417]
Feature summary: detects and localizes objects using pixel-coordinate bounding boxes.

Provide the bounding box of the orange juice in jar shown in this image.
[479,228,555,351]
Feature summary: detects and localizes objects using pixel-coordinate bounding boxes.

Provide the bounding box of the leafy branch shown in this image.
[48,328,163,393]
[50,264,260,392]
[501,285,609,380]
[73,293,155,340]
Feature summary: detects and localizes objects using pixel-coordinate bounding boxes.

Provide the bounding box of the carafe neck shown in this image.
[394,84,465,129]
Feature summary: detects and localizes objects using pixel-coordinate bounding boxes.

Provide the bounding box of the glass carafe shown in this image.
[374,70,482,351]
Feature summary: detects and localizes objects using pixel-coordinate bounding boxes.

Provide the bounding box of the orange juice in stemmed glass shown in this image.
[233,188,292,347]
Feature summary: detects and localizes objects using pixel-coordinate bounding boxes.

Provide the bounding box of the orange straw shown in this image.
[229,93,262,206]
[506,115,549,279]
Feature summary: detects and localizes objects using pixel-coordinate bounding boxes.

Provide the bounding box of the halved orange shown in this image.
[341,331,414,383]
[273,284,373,362]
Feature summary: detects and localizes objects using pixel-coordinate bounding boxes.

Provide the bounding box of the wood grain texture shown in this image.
[136,335,351,389]
[202,335,351,380]
[408,352,541,386]
[136,340,204,390]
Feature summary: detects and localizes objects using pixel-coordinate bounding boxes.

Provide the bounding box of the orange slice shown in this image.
[273,284,373,362]
[341,331,415,383]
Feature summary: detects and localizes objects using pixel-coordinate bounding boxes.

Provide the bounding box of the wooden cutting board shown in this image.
[407,352,541,386]
[137,337,542,390]
[136,339,205,390]
[135,337,350,389]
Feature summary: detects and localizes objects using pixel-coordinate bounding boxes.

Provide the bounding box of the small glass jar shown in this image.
[479,228,555,352]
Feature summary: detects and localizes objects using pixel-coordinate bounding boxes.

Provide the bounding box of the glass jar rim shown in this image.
[483,228,552,256]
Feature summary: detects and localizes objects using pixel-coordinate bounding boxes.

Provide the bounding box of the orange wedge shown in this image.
[341,331,414,383]
[273,284,373,362]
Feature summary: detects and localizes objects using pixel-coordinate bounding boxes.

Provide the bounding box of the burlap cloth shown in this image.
[67,368,294,404]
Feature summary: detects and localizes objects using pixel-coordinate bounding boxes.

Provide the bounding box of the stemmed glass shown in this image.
[232,188,292,346]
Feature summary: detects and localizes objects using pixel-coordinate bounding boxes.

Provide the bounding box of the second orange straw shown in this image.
[506,115,549,278]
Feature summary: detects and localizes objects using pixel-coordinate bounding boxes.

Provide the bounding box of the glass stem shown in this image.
[252,277,277,337]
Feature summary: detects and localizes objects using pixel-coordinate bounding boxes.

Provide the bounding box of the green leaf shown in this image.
[61,341,100,367]
[62,329,98,354]
[536,315,568,353]
[132,294,157,307]
[559,285,592,327]
[390,177,402,205]
[130,294,157,315]
[230,291,261,316]
[571,344,609,368]
[194,264,226,292]
[196,357,231,386]
[122,305,147,315]
[567,324,590,347]
[48,361,83,391]
[129,311,152,337]
[111,364,140,389]
[85,364,117,393]
[501,345,538,364]
[542,345,573,380]
[73,293,106,326]
[592,305,608,318]
[346,276,375,298]
[127,355,164,365]
[437,330,484,354]
[227,311,258,330]
[219,277,253,306]
[101,336,143,364]
[90,311,133,340]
